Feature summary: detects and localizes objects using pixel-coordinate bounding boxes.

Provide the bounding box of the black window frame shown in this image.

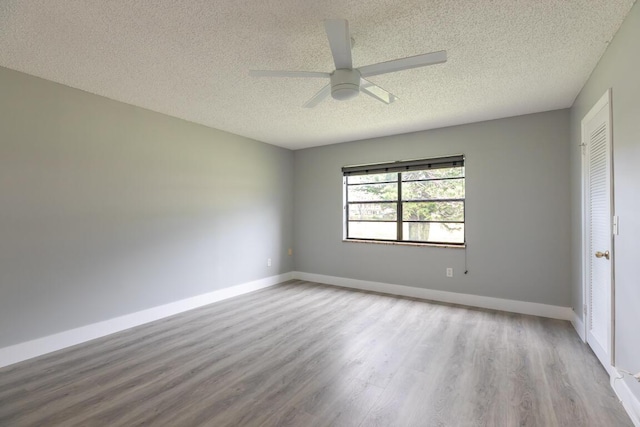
[343,155,465,245]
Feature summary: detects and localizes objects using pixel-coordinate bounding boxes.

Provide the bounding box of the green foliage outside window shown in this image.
[346,166,464,243]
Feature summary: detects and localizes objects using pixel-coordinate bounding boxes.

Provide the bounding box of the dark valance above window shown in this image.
[342,155,464,176]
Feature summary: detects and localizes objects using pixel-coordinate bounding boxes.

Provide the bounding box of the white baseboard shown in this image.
[292,271,573,321]
[572,310,586,342]
[612,369,640,427]
[0,272,293,368]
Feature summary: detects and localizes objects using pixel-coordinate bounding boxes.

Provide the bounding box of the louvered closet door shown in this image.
[584,93,613,369]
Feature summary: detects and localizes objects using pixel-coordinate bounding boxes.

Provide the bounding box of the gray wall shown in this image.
[294,110,571,307]
[0,67,293,348]
[569,2,640,399]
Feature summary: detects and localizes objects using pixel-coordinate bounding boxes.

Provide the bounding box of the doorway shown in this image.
[581,89,614,370]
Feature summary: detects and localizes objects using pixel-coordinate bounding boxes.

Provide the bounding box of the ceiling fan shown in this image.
[249,19,447,108]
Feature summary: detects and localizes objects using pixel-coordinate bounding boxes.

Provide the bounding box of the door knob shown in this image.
[595,250,610,260]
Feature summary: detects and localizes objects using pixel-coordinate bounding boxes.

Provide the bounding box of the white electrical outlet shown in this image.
[267,258,272,267]
[446,268,453,277]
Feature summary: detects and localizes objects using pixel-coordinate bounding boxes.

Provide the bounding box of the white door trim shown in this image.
[580,88,615,366]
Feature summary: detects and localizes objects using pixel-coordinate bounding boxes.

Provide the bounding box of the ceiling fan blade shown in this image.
[360,79,397,104]
[324,19,353,69]
[358,50,447,77]
[303,84,331,108]
[249,70,330,78]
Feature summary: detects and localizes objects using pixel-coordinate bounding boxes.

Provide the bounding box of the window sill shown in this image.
[342,239,466,249]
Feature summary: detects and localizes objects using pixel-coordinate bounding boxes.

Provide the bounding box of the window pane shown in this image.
[402,223,465,243]
[403,201,464,222]
[402,167,464,181]
[348,183,398,202]
[348,221,397,240]
[347,172,398,184]
[402,179,464,200]
[349,203,397,221]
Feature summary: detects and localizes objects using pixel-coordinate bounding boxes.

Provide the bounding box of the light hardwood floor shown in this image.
[0,280,632,426]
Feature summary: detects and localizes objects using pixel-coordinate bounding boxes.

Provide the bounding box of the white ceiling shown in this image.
[0,1,634,150]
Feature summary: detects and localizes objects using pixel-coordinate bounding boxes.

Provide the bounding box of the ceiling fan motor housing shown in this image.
[330,69,360,101]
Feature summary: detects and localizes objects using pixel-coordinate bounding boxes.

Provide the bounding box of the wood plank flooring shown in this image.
[0,280,632,426]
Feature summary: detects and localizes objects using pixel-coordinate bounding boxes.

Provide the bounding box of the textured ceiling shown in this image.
[0,1,634,149]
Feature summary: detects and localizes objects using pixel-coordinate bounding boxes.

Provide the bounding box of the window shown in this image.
[343,155,465,245]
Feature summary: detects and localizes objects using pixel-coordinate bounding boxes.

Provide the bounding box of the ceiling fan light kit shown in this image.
[330,69,361,100]
[250,19,447,108]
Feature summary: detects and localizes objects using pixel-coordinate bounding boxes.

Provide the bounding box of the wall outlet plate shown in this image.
[446,268,453,277]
